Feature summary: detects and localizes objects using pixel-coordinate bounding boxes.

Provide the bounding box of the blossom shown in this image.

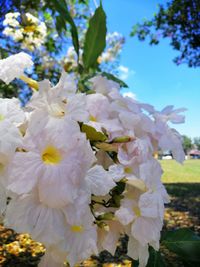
[86,93,122,134]
[128,237,149,267]
[85,165,116,196]
[0,53,33,84]
[115,191,163,246]
[60,205,98,266]
[3,12,47,51]
[5,190,67,246]
[38,246,67,267]
[89,75,120,98]
[0,52,187,267]
[7,119,95,208]
[97,220,124,255]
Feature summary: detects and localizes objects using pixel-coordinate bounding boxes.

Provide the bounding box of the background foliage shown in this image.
[131,0,200,68]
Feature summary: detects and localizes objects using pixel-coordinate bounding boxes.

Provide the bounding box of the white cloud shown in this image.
[118,65,135,81]
[122,91,136,99]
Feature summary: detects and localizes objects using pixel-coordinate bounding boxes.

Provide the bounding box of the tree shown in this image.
[0,0,125,103]
[182,135,193,154]
[130,0,200,67]
[194,137,200,150]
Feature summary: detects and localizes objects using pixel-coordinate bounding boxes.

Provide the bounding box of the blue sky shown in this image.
[96,0,200,138]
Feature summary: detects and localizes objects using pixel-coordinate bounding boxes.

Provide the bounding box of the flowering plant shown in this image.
[0,3,197,267]
[3,12,47,51]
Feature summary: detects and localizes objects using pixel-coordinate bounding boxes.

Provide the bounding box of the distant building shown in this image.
[189,149,200,159]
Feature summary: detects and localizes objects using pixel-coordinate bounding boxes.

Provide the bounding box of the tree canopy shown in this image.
[130,0,200,67]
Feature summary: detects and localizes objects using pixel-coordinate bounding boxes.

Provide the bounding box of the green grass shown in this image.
[160,159,200,183]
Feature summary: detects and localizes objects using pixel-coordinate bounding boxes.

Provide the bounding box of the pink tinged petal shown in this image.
[66,94,89,122]
[7,152,42,194]
[5,193,66,246]
[115,205,135,225]
[139,192,160,218]
[108,164,125,182]
[86,165,116,196]
[38,166,78,208]
[128,237,149,267]
[86,93,110,119]
[131,217,161,246]
[0,120,22,157]
[0,52,33,84]
[39,249,66,267]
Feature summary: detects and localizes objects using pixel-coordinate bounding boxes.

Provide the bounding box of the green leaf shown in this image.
[102,72,128,88]
[146,247,166,267]
[81,124,107,141]
[49,0,79,57]
[162,228,200,263]
[83,5,107,70]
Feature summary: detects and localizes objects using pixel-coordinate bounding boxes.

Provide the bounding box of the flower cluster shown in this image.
[98,32,125,63]
[3,12,47,51]
[0,53,186,267]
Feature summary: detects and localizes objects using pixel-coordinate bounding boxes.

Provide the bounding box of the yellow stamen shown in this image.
[124,166,133,174]
[0,114,4,121]
[132,207,141,217]
[24,25,37,33]
[71,225,84,233]
[42,146,62,165]
[89,115,97,122]
[20,75,39,90]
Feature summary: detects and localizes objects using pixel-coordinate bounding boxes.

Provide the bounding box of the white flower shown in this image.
[5,190,67,246]
[97,220,124,255]
[27,74,88,135]
[0,98,25,126]
[89,75,120,98]
[86,165,116,196]
[139,159,170,207]
[39,246,67,267]
[7,119,95,208]
[154,105,186,124]
[116,191,163,246]
[0,120,22,159]
[0,52,33,84]
[86,93,122,134]
[156,123,185,163]
[3,12,47,51]
[128,237,149,267]
[60,205,98,266]
[53,71,77,96]
[118,137,152,166]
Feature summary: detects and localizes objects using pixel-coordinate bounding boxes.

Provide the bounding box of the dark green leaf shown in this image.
[83,5,107,69]
[49,0,79,57]
[146,247,166,267]
[162,228,200,263]
[102,72,128,88]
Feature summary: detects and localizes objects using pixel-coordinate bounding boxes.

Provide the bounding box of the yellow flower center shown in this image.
[71,225,84,233]
[124,166,133,174]
[89,115,97,122]
[0,163,4,172]
[42,146,62,165]
[132,207,141,217]
[24,25,37,33]
[0,114,5,121]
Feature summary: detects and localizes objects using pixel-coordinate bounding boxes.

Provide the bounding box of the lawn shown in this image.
[161,159,200,183]
[160,159,200,266]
